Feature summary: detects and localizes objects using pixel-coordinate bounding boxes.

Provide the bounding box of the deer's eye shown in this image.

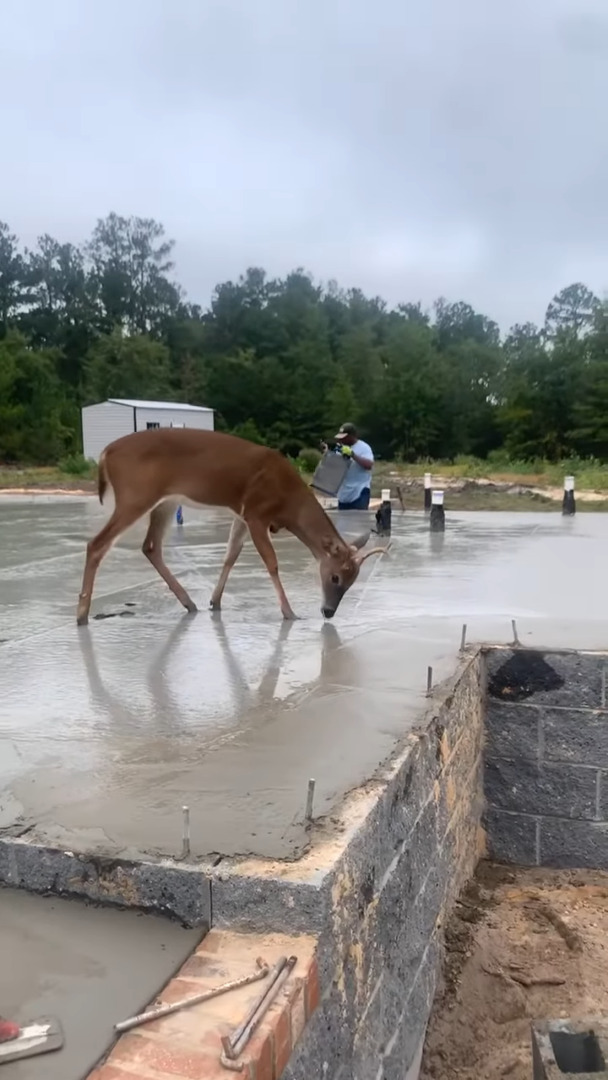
[331,574,340,585]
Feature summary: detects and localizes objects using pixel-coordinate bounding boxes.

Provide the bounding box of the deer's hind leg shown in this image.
[142,500,197,614]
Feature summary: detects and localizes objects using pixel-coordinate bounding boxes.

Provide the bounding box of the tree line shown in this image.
[0,212,606,466]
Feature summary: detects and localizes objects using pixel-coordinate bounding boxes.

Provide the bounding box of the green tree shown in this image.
[83,327,174,402]
[0,331,73,462]
[86,213,181,335]
[0,222,26,333]
[545,282,600,339]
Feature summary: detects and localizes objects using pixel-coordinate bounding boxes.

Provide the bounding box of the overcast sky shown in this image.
[1,0,607,328]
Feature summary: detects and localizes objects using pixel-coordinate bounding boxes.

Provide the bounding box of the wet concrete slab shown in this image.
[1,498,608,860]
[0,887,201,1080]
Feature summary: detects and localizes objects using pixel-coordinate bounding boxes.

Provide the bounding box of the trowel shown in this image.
[0,1017,63,1064]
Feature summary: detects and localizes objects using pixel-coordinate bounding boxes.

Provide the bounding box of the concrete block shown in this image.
[211,869,327,935]
[540,818,608,870]
[281,990,353,1080]
[532,1018,608,1079]
[543,708,608,768]
[483,808,539,865]
[381,938,439,1080]
[351,975,384,1077]
[486,648,608,709]
[485,700,540,761]
[485,758,598,820]
[0,839,212,926]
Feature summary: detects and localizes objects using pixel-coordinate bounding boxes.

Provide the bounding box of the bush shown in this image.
[58,452,95,477]
[298,447,322,472]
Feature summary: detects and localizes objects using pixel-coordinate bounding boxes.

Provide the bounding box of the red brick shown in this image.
[110,1032,215,1078]
[90,1066,151,1080]
[271,1009,292,1077]
[289,984,306,1048]
[304,958,320,1018]
[245,1029,273,1080]
[158,977,208,1004]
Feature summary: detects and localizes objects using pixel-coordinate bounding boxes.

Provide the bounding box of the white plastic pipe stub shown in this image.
[431,490,444,506]
[381,489,391,502]
[564,476,575,492]
[424,472,432,489]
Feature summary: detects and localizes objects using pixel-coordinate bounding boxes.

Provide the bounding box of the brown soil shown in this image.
[421,862,608,1080]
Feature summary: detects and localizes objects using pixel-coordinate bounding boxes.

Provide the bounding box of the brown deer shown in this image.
[76,428,387,626]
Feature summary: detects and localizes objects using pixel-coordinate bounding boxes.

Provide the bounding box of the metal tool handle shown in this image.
[115,958,269,1033]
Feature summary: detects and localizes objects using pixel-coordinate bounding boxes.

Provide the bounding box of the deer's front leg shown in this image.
[246,520,298,620]
[210,517,248,610]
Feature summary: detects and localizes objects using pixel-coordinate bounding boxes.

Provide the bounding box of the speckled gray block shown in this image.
[484,647,608,871]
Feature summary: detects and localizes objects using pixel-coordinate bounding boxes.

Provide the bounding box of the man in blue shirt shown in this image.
[324,422,374,510]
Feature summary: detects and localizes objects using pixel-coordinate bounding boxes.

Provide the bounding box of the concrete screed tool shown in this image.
[0,1017,63,1064]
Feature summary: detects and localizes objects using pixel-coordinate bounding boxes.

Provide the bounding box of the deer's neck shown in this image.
[286,490,349,561]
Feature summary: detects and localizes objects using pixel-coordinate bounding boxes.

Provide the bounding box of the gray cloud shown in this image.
[1,0,607,328]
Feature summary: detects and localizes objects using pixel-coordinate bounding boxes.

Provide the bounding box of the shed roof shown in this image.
[108,399,213,413]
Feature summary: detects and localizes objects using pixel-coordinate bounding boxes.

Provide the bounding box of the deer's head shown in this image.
[318,531,386,618]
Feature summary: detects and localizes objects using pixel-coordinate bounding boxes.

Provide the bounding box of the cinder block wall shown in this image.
[484,647,608,868]
[285,654,485,1080]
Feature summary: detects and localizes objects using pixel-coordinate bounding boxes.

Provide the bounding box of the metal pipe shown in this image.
[220,956,297,1070]
[115,958,269,1033]
[222,956,288,1056]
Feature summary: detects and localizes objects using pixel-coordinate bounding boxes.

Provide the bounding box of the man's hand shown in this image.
[341,445,353,457]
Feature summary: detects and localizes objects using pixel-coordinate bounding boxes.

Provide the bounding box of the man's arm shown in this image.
[342,445,373,469]
[351,450,373,470]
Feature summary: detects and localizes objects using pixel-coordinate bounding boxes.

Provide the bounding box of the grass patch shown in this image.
[378,454,608,491]
[0,464,97,490]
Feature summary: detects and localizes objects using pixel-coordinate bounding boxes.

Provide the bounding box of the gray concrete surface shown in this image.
[0,887,201,1080]
[2,497,608,860]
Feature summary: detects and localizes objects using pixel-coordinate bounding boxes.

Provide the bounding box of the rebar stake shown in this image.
[460,624,467,653]
[511,619,520,646]
[426,666,433,696]
[181,805,191,860]
[305,779,316,822]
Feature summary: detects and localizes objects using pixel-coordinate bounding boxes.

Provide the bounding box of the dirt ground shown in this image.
[421,861,608,1080]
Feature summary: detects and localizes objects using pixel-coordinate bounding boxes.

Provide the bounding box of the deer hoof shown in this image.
[76,613,89,627]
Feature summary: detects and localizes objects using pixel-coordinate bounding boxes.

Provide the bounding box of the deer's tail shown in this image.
[97,451,108,504]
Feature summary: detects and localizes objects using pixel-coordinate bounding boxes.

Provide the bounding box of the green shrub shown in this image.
[298,447,322,472]
[58,452,95,477]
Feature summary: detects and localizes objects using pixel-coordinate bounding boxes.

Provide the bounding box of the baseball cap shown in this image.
[334,422,357,440]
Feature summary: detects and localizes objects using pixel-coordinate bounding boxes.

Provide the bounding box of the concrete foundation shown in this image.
[5,499,608,1077]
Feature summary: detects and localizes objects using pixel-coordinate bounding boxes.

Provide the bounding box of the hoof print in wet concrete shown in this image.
[532,1019,608,1079]
[92,610,136,620]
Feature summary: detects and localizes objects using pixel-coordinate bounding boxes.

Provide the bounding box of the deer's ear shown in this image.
[349,531,370,553]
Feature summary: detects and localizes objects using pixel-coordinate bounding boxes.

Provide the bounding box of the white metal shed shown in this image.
[81,399,215,463]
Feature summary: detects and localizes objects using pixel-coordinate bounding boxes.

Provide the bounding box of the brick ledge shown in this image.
[87,928,320,1080]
